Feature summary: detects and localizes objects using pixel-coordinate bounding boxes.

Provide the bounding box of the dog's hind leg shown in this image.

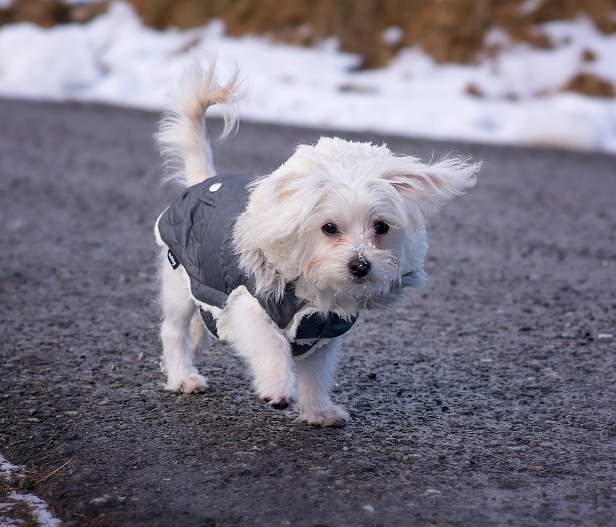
[189,309,210,355]
[159,250,208,393]
[295,337,349,427]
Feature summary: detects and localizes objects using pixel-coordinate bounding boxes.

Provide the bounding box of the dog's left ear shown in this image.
[381,155,481,216]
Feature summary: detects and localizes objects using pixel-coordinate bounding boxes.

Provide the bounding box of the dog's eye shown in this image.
[374,221,389,235]
[321,223,338,235]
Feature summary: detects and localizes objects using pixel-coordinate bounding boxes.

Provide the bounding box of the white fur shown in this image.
[218,286,297,408]
[158,248,207,393]
[233,138,479,316]
[155,56,480,426]
[296,338,349,427]
[156,56,243,187]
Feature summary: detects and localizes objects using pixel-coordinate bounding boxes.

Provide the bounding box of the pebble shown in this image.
[18,475,34,489]
[90,495,111,505]
[362,504,374,512]
[90,495,114,511]
[424,489,442,497]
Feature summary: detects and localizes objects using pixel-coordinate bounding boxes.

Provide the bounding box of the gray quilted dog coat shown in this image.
[155,173,357,356]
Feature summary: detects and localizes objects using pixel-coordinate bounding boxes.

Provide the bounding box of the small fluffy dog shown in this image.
[154,58,480,427]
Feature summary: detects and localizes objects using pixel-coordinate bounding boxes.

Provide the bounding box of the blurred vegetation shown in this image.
[1,0,615,96]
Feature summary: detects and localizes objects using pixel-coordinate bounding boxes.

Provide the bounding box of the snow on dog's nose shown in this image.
[348,258,371,278]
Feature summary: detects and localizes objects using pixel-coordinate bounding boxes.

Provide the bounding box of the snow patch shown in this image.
[0,454,61,527]
[0,2,614,153]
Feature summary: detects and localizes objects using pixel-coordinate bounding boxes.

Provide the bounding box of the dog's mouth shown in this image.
[345,264,400,297]
[304,253,400,297]
[347,275,391,299]
[348,275,371,286]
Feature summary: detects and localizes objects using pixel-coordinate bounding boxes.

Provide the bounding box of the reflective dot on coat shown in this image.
[208,182,222,192]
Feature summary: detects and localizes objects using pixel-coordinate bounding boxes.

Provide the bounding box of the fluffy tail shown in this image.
[156,57,243,188]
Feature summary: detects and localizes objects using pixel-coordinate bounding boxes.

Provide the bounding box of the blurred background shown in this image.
[1,0,615,151]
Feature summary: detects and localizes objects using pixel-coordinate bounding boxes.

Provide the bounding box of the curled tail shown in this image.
[156,57,243,188]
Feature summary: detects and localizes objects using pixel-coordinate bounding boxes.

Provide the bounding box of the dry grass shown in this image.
[0,460,72,527]
[112,0,616,67]
[1,0,615,97]
[564,72,616,97]
[0,457,74,526]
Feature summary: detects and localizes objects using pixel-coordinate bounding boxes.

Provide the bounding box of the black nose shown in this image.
[348,258,371,278]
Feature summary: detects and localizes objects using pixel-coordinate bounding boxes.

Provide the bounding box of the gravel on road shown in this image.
[1,98,615,527]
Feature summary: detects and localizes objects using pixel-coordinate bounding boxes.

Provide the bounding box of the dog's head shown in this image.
[234,137,479,315]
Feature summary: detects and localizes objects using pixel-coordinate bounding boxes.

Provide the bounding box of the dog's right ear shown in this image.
[274,172,310,201]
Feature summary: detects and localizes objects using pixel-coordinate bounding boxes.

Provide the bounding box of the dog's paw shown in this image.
[257,381,297,410]
[166,373,208,394]
[262,395,294,409]
[297,405,350,428]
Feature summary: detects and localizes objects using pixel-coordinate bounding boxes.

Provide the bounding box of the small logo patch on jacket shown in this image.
[167,249,180,269]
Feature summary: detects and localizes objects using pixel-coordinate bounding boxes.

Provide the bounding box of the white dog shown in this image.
[154,58,480,427]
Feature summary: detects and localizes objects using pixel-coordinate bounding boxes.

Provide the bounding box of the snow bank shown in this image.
[0,1,615,152]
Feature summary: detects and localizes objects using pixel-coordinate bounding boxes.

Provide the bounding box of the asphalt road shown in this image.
[1,98,615,527]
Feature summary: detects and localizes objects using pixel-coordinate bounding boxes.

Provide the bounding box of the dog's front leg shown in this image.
[219,289,297,409]
[295,337,349,427]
